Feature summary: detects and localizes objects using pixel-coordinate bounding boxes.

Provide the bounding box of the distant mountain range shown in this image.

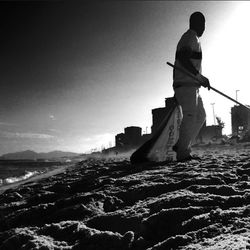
[0,150,79,160]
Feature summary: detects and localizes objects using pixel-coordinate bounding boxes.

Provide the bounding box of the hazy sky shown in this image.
[0,1,249,155]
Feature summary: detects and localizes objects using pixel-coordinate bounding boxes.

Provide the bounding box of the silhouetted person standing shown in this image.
[173,12,210,161]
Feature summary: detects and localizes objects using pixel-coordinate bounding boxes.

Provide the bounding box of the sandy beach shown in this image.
[0,145,250,249]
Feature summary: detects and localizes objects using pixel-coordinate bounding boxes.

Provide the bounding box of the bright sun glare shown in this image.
[202,2,250,135]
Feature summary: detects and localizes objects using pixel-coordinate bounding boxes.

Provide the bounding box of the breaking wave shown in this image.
[0,171,39,186]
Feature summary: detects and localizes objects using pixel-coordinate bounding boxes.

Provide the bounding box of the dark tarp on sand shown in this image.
[130,97,182,164]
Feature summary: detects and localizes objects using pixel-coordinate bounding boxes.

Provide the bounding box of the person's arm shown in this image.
[176,46,210,90]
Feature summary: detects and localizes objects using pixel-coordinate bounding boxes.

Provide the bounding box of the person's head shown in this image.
[189,12,205,37]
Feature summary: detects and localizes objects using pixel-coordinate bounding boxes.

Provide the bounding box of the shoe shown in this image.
[172,144,178,152]
[177,155,201,162]
[173,145,192,155]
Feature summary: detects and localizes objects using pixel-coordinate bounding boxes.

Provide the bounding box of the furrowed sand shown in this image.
[0,144,250,249]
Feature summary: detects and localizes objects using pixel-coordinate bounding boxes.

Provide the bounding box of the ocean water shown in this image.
[0,160,64,186]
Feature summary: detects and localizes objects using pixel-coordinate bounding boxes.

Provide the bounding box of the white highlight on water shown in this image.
[1,171,39,185]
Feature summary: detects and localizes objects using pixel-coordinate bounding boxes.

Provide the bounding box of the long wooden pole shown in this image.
[166,61,250,112]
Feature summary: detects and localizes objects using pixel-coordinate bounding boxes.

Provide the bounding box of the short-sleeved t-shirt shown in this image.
[173,29,202,86]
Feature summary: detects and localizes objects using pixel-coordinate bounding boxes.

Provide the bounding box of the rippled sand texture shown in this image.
[0,146,250,249]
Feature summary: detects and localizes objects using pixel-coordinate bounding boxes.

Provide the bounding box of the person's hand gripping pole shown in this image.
[166,61,250,112]
[167,61,210,90]
[196,73,210,90]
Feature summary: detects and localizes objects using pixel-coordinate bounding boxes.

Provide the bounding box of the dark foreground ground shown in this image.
[0,145,250,249]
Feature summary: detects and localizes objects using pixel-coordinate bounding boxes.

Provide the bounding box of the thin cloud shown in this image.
[0,131,54,139]
[48,128,60,133]
[81,133,113,142]
[49,115,56,121]
[0,122,17,127]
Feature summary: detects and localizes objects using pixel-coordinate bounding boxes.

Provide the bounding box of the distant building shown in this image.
[114,126,151,152]
[231,105,250,136]
[196,123,223,144]
[151,97,176,135]
[124,126,142,146]
[115,133,127,148]
[151,107,167,135]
